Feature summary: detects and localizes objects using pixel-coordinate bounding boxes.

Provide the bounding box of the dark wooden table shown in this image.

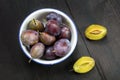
[0,0,120,80]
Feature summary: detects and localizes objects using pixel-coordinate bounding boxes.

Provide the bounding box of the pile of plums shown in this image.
[21,12,71,60]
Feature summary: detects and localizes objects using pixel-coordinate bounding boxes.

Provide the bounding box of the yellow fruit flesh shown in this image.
[85,24,107,40]
[73,56,95,73]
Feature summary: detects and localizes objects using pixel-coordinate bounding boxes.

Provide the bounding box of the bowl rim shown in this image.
[19,8,78,65]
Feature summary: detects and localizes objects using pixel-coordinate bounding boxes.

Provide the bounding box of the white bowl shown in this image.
[19,8,77,65]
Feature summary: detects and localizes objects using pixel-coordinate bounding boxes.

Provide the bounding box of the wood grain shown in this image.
[66,0,120,80]
[0,0,120,80]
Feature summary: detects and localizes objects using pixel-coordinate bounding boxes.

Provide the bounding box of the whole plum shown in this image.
[21,30,39,46]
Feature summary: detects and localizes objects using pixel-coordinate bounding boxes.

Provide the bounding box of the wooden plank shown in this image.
[0,0,61,80]
[66,0,120,80]
[0,0,101,80]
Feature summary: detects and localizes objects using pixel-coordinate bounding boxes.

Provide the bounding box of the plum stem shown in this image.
[33,19,36,25]
[28,58,32,63]
[39,32,42,35]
